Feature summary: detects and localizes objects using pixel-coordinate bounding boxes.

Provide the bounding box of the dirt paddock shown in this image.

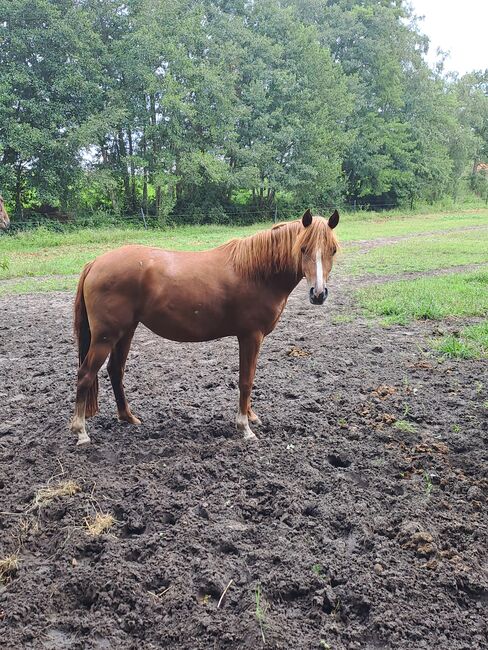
[0,279,487,649]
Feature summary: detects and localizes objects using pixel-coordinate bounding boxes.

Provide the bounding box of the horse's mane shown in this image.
[224,217,339,279]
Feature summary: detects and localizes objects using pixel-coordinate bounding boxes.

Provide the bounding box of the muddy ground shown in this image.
[0,270,487,649]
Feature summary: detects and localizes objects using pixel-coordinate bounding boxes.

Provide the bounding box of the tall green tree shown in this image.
[0,0,102,214]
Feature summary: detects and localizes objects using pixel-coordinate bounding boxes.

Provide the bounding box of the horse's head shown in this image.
[0,196,10,230]
[294,209,339,305]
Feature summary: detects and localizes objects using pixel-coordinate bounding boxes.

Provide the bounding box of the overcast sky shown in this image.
[409,0,488,75]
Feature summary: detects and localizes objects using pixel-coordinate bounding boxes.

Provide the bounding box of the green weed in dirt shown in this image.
[432,321,488,359]
[312,563,323,576]
[357,269,488,324]
[394,420,417,433]
[423,471,433,496]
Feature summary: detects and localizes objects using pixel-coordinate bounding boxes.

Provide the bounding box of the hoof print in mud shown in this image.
[327,453,351,468]
[316,586,339,615]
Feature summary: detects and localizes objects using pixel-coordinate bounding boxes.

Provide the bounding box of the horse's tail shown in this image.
[74,262,98,417]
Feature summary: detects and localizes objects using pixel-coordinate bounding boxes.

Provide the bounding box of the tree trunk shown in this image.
[156,185,161,221]
[142,130,148,214]
[15,162,23,217]
[127,127,136,212]
[101,142,118,213]
[117,128,130,211]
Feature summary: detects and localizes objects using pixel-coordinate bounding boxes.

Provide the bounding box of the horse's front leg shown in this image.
[236,332,264,439]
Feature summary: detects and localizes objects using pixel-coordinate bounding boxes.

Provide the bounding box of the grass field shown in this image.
[1,209,488,338]
[357,267,488,324]
[347,229,488,276]
[1,209,487,288]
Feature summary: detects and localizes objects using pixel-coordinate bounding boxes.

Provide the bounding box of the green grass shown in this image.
[1,209,487,276]
[0,276,78,297]
[357,268,488,325]
[394,420,417,433]
[432,320,488,359]
[338,208,488,242]
[331,314,355,325]
[1,207,487,294]
[347,229,488,276]
[0,223,270,281]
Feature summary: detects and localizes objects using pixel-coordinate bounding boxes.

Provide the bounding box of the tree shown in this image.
[0,0,103,214]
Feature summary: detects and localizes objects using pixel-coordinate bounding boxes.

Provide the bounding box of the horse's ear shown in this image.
[302,209,313,227]
[328,209,339,229]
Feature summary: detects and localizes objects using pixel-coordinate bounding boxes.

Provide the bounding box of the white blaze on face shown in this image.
[314,249,324,297]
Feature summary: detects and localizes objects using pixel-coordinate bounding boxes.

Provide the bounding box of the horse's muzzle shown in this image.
[309,286,328,305]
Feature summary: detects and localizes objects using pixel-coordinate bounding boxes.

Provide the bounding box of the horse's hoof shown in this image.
[77,433,91,446]
[119,414,141,425]
[243,429,257,440]
[248,414,262,425]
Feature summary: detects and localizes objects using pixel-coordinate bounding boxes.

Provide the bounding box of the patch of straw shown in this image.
[33,480,81,508]
[0,555,19,583]
[287,346,310,358]
[85,512,116,536]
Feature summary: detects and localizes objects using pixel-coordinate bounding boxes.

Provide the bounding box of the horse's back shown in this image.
[81,244,240,340]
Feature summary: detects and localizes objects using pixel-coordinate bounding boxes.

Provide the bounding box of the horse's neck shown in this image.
[269,235,302,294]
[275,225,302,290]
[229,222,302,293]
[269,270,302,297]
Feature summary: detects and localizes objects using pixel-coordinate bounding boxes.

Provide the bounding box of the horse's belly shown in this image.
[141,302,234,342]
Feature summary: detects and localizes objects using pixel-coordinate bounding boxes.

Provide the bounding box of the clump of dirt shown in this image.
[0,282,487,649]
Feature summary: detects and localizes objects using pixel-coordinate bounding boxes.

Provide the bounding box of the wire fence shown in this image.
[1,202,403,234]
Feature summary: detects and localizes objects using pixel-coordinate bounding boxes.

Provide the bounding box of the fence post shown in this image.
[274,204,277,223]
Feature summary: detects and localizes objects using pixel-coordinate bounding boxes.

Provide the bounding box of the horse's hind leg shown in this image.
[71,340,112,446]
[107,325,140,425]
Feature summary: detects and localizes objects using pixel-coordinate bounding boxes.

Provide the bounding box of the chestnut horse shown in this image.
[0,196,10,230]
[71,209,340,445]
